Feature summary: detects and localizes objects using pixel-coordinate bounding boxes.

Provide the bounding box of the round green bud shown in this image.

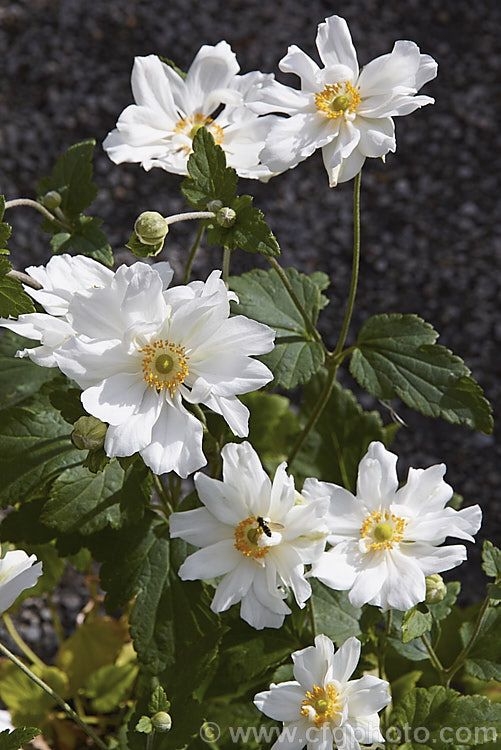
[425,574,447,605]
[43,191,62,210]
[134,211,169,245]
[71,416,108,451]
[216,207,236,228]
[207,199,223,213]
[151,712,172,733]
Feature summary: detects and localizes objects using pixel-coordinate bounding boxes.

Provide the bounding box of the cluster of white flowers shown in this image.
[104,15,437,186]
[0,255,274,477]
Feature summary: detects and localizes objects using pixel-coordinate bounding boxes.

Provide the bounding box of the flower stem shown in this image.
[0,641,108,750]
[183,221,206,284]
[2,614,45,670]
[333,170,362,357]
[287,363,337,466]
[222,247,231,286]
[267,257,325,349]
[420,633,446,682]
[152,474,174,516]
[444,595,490,687]
[308,598,317,639]
[164,211,215,226]
[4,197,60,224]
[46,592,65,645]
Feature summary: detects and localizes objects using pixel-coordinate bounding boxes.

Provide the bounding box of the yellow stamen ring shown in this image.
[139,339,189,396]
[314,81,361,119]
[173,113,224,154]
[234,517,269,559]
[360,509,406,551]
[300,684,341,727]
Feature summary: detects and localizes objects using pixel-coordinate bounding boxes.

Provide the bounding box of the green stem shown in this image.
[421,633,446,682]
[164,210,215,226]
[152,474,174,515]
[222,247,231,286]
[2,614,45,670]
[309,598,317,639]
[0,641,108,750]
[287,363,337,466]
[4,197,60,225]
[444,595,490,687]
[46,592,65,645]
[267,257,325,349]
[333,170,362,357]
[183,221,206,284]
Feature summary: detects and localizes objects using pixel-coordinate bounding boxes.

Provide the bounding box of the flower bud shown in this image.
[216,207,236,228]
[134,211,169,245]
[151,711,172,733]
[43,191,62,210]
[71,416,108,451]
[207,199,223,213]
[425,574,447,605]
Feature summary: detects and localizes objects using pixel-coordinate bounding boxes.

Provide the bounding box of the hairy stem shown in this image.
[183,221,206,284]
[152,474,174,516]
[0,641,108,750]
[444,595,490,687]
[165,211,215,226]
[421,633,447,682]
[333,170,362,357]
[4,198,60,224]
[267,256,325,348]
[6,269,43,290]
[222,247,231,286]
[2,614,45,670]
[287,363,337,466]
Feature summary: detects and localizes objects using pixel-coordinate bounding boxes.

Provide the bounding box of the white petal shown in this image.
[292,635,334,688]
[140,399,205,477]
[240,585,288,630]
[184,41,239,112]
[0,552,43,614]
[211,561,255,611]
[348,558,387,608]
[130,55,180,118]
[221,441,272,511]
[254,681,305,722]
[82,373,146,425]
[311,544,359,591]
[330,636,361,683]
[400,542,467,576]
[315,16,359,77]
[279,45,321,91]
[260,113,337,173]
[178,539,242,580]
[345,674,390,715]
[395,464,452,512]
[356,442,399,505]
[331,723,360,750]
[375,550,425,610]
[357,116,395,158]
[104,388,162,455]
[169,507,233,547]
[202,394,250,437]
[324,146,366,187]
[194,471,250,526]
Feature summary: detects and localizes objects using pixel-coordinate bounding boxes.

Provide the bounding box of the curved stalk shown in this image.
[421,633,446,682]
[183,221,206,284]
[287,363,337,466]
[152,474,174,516]
[6,269,43,290]
[0,641,108,750]
[2,614,45,670]
[164,211,215,226]
[4,198,60,224]
[444,595,490,687]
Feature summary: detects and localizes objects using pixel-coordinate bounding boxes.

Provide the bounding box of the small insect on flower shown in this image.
[256,516,284,538]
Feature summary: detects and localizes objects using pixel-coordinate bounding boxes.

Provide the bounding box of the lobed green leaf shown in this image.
[350,313,493,433]
[181,128,237,208]
[207,194,280,257]
[36,139,99,218]
[0,257,36,317]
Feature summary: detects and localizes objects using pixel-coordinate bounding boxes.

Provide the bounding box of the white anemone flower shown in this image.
[310,442,482,611]
[252,15,437,186]
[0,254,174,368]
[254,634,390,750]
[103,43,278,181]
[170,441,330,629]
[0,549,43,614]
[52,264,274,477]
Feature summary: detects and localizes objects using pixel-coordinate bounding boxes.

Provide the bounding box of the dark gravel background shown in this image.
[0,0,500,656]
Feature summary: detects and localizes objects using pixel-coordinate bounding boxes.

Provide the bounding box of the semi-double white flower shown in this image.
[252,15,437,186]
[0,549,43,615]
[103,43,278,180]
[310,442,482,611]
[254,634,390,750]
[170,441,330,629]
[0,254,117,366]
[50,264,274,477]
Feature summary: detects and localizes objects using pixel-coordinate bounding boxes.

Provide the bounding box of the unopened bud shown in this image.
[71,416,108,451]
[425,574,447,605]
[207,199,223,213]
[43,191,62,210]
[216,207,236,228]
[151,712,172,732]
[134,211,169,245]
